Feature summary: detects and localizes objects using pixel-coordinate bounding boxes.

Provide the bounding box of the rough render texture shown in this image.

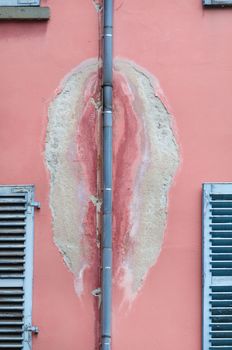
[45,58,180,301]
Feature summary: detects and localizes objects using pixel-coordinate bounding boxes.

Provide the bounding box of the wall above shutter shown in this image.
[203,183,232,350]
[0,185,39,350]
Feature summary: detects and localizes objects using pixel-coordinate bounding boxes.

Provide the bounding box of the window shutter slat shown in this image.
[203,183,232,350]
[0,186,37,350]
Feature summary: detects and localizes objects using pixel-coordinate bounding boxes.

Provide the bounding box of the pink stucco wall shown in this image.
[0,0,232,349]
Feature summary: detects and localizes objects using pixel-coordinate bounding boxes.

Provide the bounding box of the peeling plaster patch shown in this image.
[45,58,180,301]
[113,60,180,300]
[90,195,102,213]
[45,59,100,295]
[92,0,103,12]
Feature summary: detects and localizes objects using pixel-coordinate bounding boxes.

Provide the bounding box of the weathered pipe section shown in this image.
[101,1,113,349]
[45,59,180,306]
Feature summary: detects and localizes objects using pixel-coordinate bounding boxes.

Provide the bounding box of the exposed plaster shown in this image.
[113,60,180,300]
[90,195,102,213]
[45,58,180,301]
[45,60,100,295]
[90,195,102,249]
[92,0,103,12]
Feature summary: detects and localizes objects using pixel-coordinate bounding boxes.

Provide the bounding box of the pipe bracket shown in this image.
[92,288,102,309]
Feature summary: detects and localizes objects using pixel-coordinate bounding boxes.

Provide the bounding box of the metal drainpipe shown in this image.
[101,0,113,349]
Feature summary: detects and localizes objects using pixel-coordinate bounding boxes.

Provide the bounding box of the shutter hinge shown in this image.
[25,325,39,334]
[27,200,40,214]
[29,201,41,209]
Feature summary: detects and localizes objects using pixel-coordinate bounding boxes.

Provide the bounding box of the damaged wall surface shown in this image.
[45,59,179,301]
[1,0,232,349]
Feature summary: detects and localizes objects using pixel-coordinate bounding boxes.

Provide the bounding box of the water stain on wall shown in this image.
[45,58,180,302]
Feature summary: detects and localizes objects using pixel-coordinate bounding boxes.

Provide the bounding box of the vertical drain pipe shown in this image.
[101,1,113,350]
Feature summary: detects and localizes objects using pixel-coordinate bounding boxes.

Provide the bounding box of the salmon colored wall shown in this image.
[0,0,232,349]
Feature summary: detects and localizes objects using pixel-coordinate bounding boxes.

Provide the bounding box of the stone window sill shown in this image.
[0,6,50,20]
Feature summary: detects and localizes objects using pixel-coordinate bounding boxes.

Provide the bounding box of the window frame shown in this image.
[203,0,232,6]
[0,0,40,6]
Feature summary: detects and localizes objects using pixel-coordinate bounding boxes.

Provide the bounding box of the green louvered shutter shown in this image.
[0,185,39,350]
[203,183,232,350]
